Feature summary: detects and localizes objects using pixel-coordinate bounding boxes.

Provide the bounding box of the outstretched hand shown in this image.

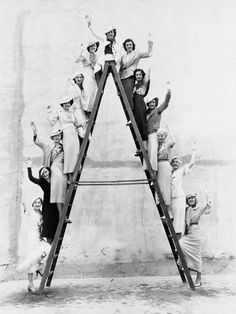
[192,141,197,151]
[30,121,37,133]
[85,15,92,27]
[26,157,32,167]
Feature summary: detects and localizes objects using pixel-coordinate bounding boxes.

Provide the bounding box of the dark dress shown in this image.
[133,78,150,141]
[27,167,59,241]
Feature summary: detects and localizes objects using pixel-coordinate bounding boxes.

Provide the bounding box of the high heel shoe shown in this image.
[27,285,36,294]
[195,282,202,287]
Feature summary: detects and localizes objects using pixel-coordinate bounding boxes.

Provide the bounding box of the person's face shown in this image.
[148,99,156,110]
[52,133,62,143]
[62,101,71,111]
[172,159,181,170]
[74,74,83,85]
[41,167,50,179]
[125,41,134,52]
[135,71,143,81]
[157,133,165,143]
[106,30,115,41]
[89,44,97,53]
[187,197,196,207]
[33,199,42,211]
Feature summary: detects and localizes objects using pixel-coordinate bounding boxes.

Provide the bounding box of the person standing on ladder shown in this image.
[86,15,122,82]
[178,192,212,287]
[170,143,197,239]
[119,34,153,110]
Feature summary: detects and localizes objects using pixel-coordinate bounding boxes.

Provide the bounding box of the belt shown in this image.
[190,222,198,225]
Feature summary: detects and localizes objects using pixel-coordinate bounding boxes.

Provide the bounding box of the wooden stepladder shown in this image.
[38,61,195,295]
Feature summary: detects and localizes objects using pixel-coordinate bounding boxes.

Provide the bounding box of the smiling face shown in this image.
[88,43,97,53]
[135,70,143,81]
[157,132,166,143]
[74,74,84,85]
[62,101,71,111]
[187,196,197,207]
[125,41,134,52]
[148,99,157,110]
[33,198,42,211]
[171,158,181,170]
[106,29,115,41]
[41,167,50,180]
[52,133,62,144]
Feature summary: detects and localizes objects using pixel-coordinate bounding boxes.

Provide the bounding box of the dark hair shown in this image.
[60,99,74,107]
[105,29,116,40]
[39,166,51,180]
[147,97,159,108]
[87,42,100,52]
[134,68,146,80]
[123,39,136,51]
[186,197,197,207]
[32,197,43,208]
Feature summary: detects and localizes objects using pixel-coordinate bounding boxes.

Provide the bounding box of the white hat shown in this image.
[105,25,116,33]
[59,95,74,107]
[50,128,63,139]
[144,94,158,105]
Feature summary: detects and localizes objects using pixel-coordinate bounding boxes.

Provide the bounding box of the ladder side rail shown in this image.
[39,63,111,294]
[109,62,155,181]
[72,62,110,183]
[38,184,76,294]
[152,177,195,288]
[46,188,78,287]
[109,63,194,289]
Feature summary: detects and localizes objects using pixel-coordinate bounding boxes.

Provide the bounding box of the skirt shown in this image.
[63,126,80,174]
[147,132,158,171]
[121,76,135,110]
[171,196,186,234]
[50,158,67,203]
[133,93,148,141]
[17,240,51,273]
[157,161,172,205]
[41,202,59,241]
[178,225,202,272]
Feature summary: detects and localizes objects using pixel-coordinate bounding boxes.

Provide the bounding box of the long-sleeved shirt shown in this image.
[120,50,151,80]
[147,92,171,134]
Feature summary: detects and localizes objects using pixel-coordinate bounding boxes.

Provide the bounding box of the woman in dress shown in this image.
[74,40,99,115]
[145,89,171,173]
[86,15,122,77]
[178,193,211,287]
[30,123,69,221]
[120,35,153,110]
[132,68,150,156]
[156,126,176,217]
[47,95,82,183]
[171,143,196,239]
[68,71,88,139]
[17,198,51,293]
[26,158,59,244]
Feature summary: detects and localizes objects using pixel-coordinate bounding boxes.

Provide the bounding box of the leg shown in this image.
[27,273,36,293]
[195,271,202,285]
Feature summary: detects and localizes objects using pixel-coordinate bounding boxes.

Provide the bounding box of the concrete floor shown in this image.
[0,275,236,314]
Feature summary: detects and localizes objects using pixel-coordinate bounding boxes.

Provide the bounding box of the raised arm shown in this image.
[157,90,171,114]
[47,105,59,127]
[74,43,86,63]
[166,124,176,147]
[191,201,212,222]
[30,121,47,150]
[138,33,153,58]
[188,142,197,169]
[26,157,41,185]
[86,16,104,42]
